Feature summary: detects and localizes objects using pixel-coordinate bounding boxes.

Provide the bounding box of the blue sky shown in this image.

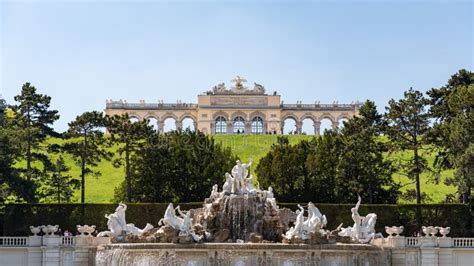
[1,0,472,132]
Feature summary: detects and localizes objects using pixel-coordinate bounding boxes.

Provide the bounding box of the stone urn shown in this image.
[44,225,59,235]
[438,227,450,238]
[422,226,432,237]
[429,226,439,237]
[77,225,96,236]
[393,226,404,237]
[385,226,395,237]
[30,226,42,236]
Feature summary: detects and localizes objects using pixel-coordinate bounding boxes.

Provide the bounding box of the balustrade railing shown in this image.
[406,237,420,247]
[61,236,76,246]
[0,237,28,246]
[106,102,198,109]
[453,238,474,248]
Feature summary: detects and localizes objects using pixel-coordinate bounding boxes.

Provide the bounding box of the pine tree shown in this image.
[106,113,154,202]
[385,88,431,204]
[39,156,80,203]
[64,111,112,203]
[10,83,59,183]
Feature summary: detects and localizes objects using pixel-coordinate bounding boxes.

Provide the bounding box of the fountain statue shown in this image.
[338,196,383,243]
[97,202,153,239]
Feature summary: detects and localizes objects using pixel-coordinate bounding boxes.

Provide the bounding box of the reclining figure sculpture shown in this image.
[97,202,153,239]
[283,202,327,241]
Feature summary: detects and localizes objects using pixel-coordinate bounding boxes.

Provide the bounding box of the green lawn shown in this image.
[31,135,456,203]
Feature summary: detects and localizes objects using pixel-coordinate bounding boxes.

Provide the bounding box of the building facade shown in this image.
[104,76,361,135]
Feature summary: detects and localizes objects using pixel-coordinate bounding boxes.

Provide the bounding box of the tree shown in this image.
[114,130,237,202]
[305,131,342,203]
[64,111,112,203]
[336,100,399,203]
[106,113,154,202]
[10,83,59,182]
[38,156,80,203]
[427,69,474,203]
[385,88,431,204]
[0,98,35,202]
[256,136,311,202]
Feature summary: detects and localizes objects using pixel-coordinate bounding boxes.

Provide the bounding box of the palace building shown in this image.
[104,76,361,135]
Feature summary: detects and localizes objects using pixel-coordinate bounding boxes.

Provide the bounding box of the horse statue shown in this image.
[97,202,153,238]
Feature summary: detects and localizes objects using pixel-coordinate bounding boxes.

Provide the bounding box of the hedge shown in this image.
[1,203,472,237]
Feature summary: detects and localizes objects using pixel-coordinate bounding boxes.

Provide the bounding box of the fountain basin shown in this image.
[96,242,390,265]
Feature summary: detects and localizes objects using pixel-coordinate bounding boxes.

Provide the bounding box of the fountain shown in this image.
[95,160,389,265]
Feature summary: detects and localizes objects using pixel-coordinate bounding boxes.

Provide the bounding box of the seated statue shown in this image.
[338,196,382,243]
[97,202,153,238]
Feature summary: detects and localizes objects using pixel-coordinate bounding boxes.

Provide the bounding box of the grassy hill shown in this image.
[31,135,455,203]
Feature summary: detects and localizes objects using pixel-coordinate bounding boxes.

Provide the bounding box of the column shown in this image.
[313,121,321,135]
[227,122,233,134]
[296,121,303,134]
[193,121,198,131]
[245,122,251,134]
[157,121,164,133]
[175,120,183,131]
[331,120,338,130]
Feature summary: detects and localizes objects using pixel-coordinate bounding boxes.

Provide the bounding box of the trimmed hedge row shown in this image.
[1,203,472,237]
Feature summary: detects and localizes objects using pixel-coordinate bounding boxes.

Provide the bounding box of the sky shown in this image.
[1,0,473,132]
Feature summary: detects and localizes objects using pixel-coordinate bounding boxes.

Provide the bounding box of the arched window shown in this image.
[215,116,227,134]
[233,116,245,133]
[251,117,264,134]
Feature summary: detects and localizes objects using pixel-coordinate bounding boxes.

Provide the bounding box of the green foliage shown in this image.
[9,82,60,185]
[385,88,432,204]
[106,114,154,202]
[114,130,237,202]
[1,203,471,237]
[257,104,400,204]
[63,111,112,203]
[427,69,474,202]
[37,156,80,203]
[336,100,400,203]
[0,97,35,203]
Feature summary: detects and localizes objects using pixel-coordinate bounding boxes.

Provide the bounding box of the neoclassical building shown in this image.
[105,76,361,135]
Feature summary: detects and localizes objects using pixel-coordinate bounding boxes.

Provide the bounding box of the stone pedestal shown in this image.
[420,237,437,247]
[390,236,406,248]
[28,236,42,247]
[438,237,452,248]
[42,236,60,246]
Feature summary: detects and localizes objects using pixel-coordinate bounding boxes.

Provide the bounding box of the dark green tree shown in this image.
[385,88,431,204]
[64,111,112,203]
[336,100,399,203]
[256,136,313,202]
[114,130,236,202]
[0,97,35,202]
[305,131,342,203]
[38,156,80,203]
[427,69,474,203]
[10,83,59,182]
[106,113,154,202]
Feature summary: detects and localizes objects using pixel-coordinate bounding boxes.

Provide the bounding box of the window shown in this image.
[251,117,264,134]
[215,116,227,134]
[233,116,245,133]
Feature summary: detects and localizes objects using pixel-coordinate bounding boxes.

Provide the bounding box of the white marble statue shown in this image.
[283,203,327,240]
[338,196,382,243]
[226,160,252,194]
[210,184,220,198]
[97,202,153,238]
[160,203,184,230]
[266,186,278,209]
[159,204,202,242]
[223,173,234,194]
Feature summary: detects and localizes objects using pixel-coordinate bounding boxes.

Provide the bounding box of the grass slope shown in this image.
[34,135,455,203]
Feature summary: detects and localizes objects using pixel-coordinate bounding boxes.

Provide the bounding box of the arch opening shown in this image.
[233,116,245,134]
[251,117,264,134]
[163,117,177,132]
[182,118,195,131]
[283,117,297,134]
[319,118,333,134]
[146,117,159,131]
[215,116,227,134]
[301,118,315,135]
